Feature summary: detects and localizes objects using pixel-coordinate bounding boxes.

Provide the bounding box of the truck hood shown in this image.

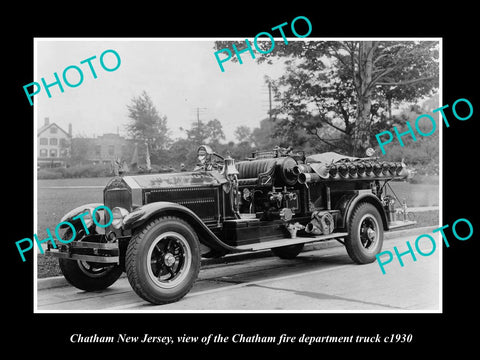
[123,171,227,189]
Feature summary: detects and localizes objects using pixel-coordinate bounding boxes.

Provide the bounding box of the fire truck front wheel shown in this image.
[125,216,201,305]
[58,230,123,291]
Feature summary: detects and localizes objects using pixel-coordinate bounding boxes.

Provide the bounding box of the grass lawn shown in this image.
[36,177,109,278]
[37,177,109,238]
[36,176,440,278]
[387,180,439,207]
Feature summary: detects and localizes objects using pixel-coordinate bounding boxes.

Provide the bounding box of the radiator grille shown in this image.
[104,188,132,211]
[145,187,218,221]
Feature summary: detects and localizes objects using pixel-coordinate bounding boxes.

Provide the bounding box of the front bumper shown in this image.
[45,241,120,264]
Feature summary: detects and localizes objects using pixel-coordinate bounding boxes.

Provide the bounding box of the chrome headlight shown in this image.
[111,207,129,229]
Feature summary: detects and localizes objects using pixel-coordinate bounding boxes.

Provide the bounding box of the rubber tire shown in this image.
[59,258,123,291]
[271,243,305,259]
[125,216,201,305]
[345,202,384,264]
[58,231,122,291]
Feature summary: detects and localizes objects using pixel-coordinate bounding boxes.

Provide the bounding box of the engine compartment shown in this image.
[220,147,409,247]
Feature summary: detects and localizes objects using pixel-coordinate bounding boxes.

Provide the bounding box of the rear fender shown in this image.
[122,202,244,255]
[334,191,388,231]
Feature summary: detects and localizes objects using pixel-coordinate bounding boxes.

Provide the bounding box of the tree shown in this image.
[250,117,306,151]
[126,91,171,165]
[234,125,252,144]
[378,96,440,175]
[205,119,225,146]
[224,140,254,161]
[331,41,439,154]
[183,120,209,144]
[70,136,91,165]
[183,118,225,148]
[214,40,439,156]
[166,138,198,168]
[250,118,278,150]
[272,63,357,154]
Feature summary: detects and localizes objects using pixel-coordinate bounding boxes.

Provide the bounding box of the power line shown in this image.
[193,107,207,126]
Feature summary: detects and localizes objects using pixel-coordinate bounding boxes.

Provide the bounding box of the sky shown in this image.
[35,38,287,142]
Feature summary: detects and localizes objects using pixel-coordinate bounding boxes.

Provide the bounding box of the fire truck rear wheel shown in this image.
[345,202,384,264]
[126,216,201,305]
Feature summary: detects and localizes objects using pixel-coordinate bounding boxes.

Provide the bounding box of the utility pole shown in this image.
[268,81,272,121]
[261,78,273,121]
[195,107,207,127]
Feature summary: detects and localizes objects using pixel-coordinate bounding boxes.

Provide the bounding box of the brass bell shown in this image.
[223,156,239,177]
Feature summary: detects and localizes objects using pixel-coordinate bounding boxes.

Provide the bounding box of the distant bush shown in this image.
[37,169,63,179]
[374,98,440,177]
[149,164,175,173]
[37,164,111,179]
[64,164,110,178]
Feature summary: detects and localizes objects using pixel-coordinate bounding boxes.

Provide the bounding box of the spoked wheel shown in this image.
[345,203,384,264]
[126,216,201,305]
[359,215,379,251]
[147,232,192,289]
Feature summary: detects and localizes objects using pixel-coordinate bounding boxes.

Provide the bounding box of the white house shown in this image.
[37,117,72,168]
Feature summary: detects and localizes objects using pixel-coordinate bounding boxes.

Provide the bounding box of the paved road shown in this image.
[36,230,440,312]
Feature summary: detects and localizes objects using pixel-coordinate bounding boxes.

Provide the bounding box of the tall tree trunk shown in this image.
[353,41,374,157]
[145,140,151,171]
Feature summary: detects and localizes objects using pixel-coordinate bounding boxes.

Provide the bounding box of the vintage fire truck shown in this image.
[46,145,415,305]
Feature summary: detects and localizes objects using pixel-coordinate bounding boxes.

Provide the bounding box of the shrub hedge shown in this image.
[38,164,111,179]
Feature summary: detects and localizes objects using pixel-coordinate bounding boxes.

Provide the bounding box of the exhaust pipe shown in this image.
[292,164,313,176]
[298,172,321,184]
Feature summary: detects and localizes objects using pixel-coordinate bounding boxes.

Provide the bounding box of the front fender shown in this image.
[122,201,244,255]
[59,203,104,229]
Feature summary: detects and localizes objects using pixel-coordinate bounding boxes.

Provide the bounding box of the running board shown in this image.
[235,232,349,252]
